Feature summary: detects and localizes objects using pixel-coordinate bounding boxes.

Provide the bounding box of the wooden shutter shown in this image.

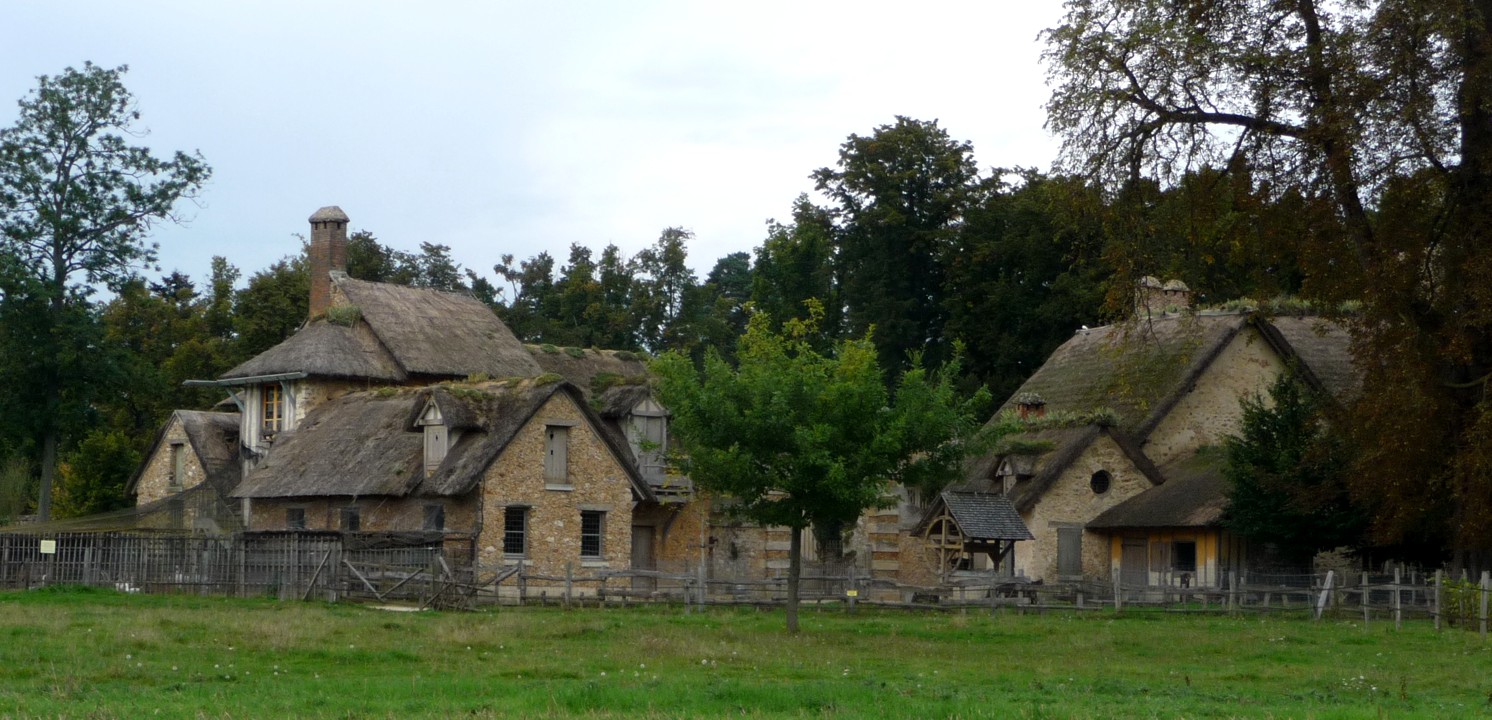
[1057,527,1083,577]
[545,426,569,483]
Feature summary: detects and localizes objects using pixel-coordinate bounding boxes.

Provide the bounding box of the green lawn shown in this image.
[0,586,1487,718]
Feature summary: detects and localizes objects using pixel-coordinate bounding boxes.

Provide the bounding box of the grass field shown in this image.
[0,587,1488,718]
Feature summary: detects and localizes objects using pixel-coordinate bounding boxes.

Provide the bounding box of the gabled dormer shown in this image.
[624,396,668,482]
[415,398,461,476]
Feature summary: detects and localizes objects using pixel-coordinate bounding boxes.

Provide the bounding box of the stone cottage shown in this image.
[935,291,1356,588]
[127,206,688,587]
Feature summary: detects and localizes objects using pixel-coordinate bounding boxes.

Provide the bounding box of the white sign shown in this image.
[39,539,56,555]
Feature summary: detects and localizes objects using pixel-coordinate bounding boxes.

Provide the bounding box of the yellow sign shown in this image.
[39,539,56,555]
[845,589,859,597]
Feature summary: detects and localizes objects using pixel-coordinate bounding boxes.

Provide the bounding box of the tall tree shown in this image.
[652,305,989,632]
[813,117,979,376]
[630,227,697,353]
[1045,0,1492,564]
[943,171,1110,398]
[0,63,209,519]
[752,195,842,347]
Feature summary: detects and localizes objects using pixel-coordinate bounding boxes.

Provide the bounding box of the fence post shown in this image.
[1480,571,1489,640]
[1393,566,1402,630]
[1314,570,1333,622]
[697,558,707,608]
[518,564,527,605]
[847,565,858,614]
[1433,569,1442,631]
[1113,574,1122,613]
[1362,572,1370,627]
[564,562,573,609]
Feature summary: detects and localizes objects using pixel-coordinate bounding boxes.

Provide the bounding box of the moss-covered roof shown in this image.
[1087,448,1231,529]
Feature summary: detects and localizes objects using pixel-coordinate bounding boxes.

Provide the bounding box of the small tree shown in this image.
[1223,372,1365,565]
[652,303,988,632]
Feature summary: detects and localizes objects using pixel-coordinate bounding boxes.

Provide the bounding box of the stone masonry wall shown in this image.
[1015,433,1153,582]
[244,495,478,535]
[134,416,208,506]
[475,392,635,589]
[1144,327,1285,467]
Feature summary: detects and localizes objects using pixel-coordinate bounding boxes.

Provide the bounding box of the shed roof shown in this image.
[924,491,1034,541]
[1087,448,1231,529]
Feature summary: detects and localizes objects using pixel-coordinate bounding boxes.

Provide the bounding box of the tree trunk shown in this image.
[786,526,801,634]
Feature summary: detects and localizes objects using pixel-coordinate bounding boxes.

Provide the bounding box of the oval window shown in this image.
[1090,470,1112,494]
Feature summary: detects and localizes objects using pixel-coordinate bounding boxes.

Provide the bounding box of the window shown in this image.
[580,510,604,558]
[424,504,446,532]
[544,425,569,485]
[1090,470,1111,494]
[502,506,527,556]
[340,506,360,532]
[168,442,185,491]
[1173,541,1197,573]
[262,383,284,435]
[286,508,306,530]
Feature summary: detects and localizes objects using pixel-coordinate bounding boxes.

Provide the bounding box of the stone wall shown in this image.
[475,392,635,586]
[1015,433,1154,582]
[243,495,478,535]
[133,415,208,506]
[1144,327,1285,466]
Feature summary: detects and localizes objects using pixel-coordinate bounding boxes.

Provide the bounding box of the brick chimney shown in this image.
[308,206,349,319]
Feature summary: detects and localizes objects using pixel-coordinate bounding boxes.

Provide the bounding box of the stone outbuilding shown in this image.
[936,310,1357,588]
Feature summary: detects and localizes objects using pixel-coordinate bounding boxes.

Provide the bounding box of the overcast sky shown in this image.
[3,1,1067,289]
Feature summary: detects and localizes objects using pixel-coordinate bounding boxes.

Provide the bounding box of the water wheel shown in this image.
[922,511,966,577]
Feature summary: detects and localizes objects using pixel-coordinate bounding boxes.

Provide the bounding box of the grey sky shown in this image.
[3,1,1066,288]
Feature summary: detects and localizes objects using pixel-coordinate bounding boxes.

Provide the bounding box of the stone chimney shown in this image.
[308,206,349,320]
[1162,279,1193,312]
[1134,276,1165,318]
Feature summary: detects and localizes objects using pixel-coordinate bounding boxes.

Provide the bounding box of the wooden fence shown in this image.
[2,532,1488,635]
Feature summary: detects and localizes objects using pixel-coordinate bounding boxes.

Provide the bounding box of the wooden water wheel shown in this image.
[921,510,966,577]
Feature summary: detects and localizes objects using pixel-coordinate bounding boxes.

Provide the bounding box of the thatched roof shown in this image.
[526,345,650,399]
[223,277,540,383]
[234,390,424,498]
[1088,448,1231,529]
[233,380,653,502]
[221,320,405,381]
[998,313,1248,435]
[1259,316,1359,402]
[336,277,540,379]
[913,491,1033,541]
[125,411,242,497]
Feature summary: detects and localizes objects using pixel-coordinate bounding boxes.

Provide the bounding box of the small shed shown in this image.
[913,491,1033,577]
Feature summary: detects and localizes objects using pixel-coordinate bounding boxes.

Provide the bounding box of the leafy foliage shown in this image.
[652,303,988,630]
[1223,373,1365,564]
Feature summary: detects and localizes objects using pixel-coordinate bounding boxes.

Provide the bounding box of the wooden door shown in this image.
[1121,538,1148,591]
[631,526,656,591]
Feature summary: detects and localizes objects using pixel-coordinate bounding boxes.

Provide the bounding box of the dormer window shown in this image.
[627,398,669,481]
[416,401,454,476]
